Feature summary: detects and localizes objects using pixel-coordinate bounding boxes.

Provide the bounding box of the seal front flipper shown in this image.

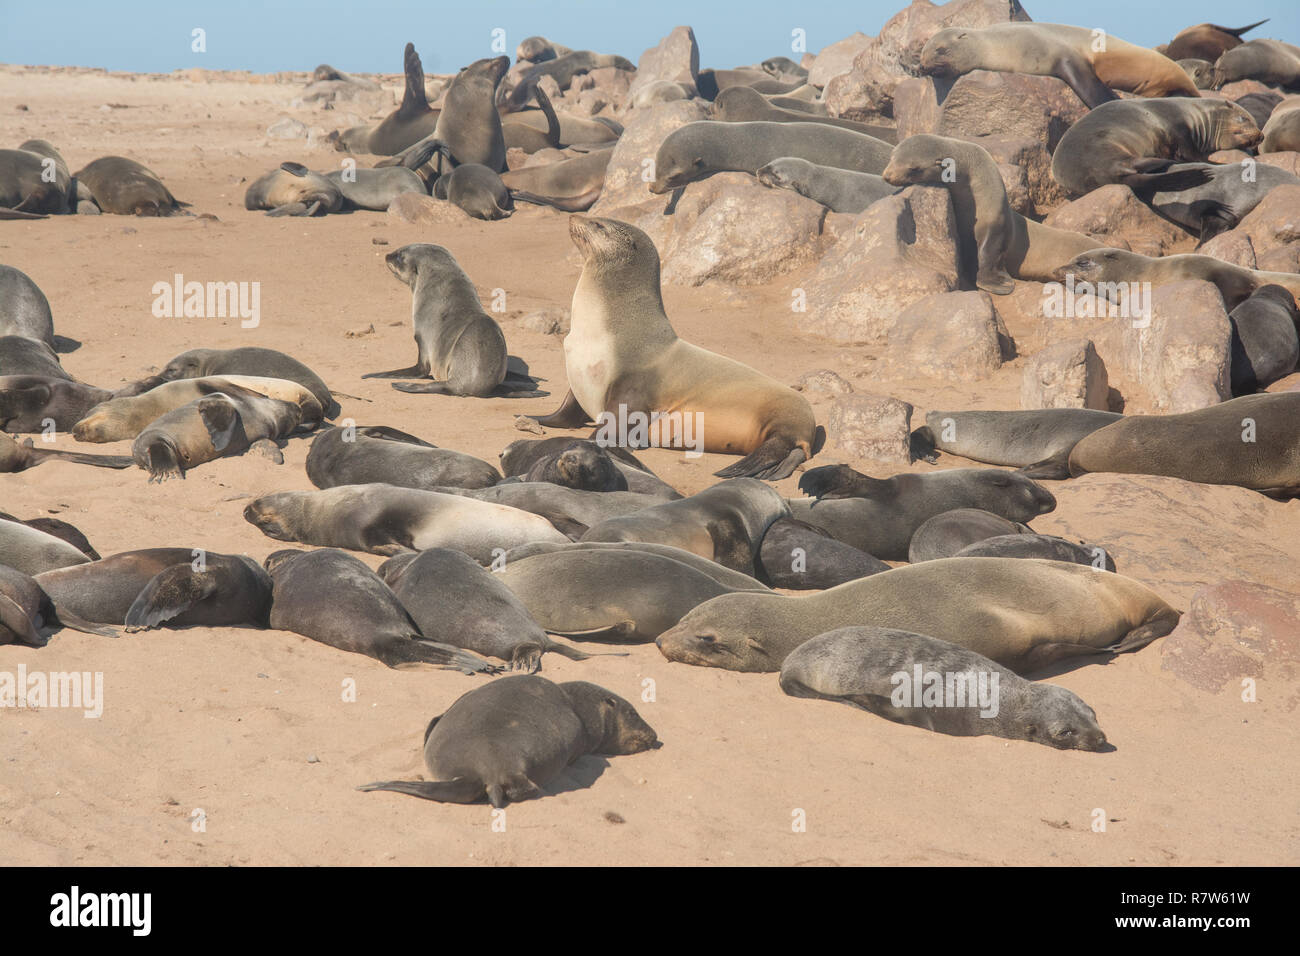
[1119,165,1211,194]
[364,363,431,379]
[356,776,485,803]
[195,394,241,451]
[1017,449,1073,481]
[1054,56,1119,109]
[975,233,1015,295]
[1195,202,1237,245]
[797,463,880,500]
[398,42,430,119]
[713,438,806,481]
[526,389,593,428]
[390,380,452,394]
[124,564,220,632]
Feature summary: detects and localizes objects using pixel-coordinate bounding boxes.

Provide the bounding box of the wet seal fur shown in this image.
[357,674,657,807]
[780,626,1109,751]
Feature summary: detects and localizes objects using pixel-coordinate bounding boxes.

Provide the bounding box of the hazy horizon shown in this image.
[1,1,1296,76]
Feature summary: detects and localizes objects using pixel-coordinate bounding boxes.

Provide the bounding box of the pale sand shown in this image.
[1,66,1296,865]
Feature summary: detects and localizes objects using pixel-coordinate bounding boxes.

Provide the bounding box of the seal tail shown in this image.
[356,777,484,803]
[714,439,807,481]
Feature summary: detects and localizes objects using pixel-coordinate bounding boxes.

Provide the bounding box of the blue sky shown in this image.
[1,1,1296,74]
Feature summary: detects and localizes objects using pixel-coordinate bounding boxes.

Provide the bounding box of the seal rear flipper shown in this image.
[545,621,637,641]
[41,449,136,470]
[51,609,118,638]
[356,776,484,803]
[124,564,220,632]
[500,772,542,806]
[509,188,603,213]
[1054,57,1119,109]
[1120,166,1211,194]
[1215,19,1269,37]
[1195,202,1237,245]
[363,363,430,379]
[391,380,453,394]
[526,389,593,428]
[713,439,806,481]
[547,516,589,539]
[0,207,50,220]
[406,639,502,674]
[0,595,46,647]
[1017,449,1073,481]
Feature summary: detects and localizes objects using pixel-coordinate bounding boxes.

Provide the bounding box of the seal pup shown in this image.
[1,430,133,474]
[528,217,821,479]
[493,548,745,642]
[910,409,1122,470]
[516,439,625,491]
[0,512,99,560]
[74,156,180,216]
[954,533,1117,571]
[263,549,498,672]
[1212,38,1300,89]
[0,520,93,575]
[1177,58,1216,89]
[0,376,112,432]
[791,467,1056,560]
[357,675,657,807]
[907,508,1032,562]
[150,346,336,418]
[757,517,890,590]
[921,22,1199,106]
[712,86,898,142]
[0,265,55,347]
[1229,284,1299,393]
[1164,21,1269,61]
[516,37,573,64]
[73,376,323,442]
[244,162,344,216]
[1056,248,1300,309]
[657,557,1180,674]
[1136,160,1300,243]
[436,162,513,220]
[498,540,771,591]
[0,337,70,380]
[500,436,681,499]
[756,157,896,214]
[649,121,893,193]
[1050,99,1260,197]
[365,244,537,397]
[884,135,1106,293]
[306,425,501,491]
[580,478,790,575]
[378,549,592,671]
[780,627,1109,751]
[34,548,270,630]
[131,386,303,481]
[244,483,567,559]
[1067,392,1300,491]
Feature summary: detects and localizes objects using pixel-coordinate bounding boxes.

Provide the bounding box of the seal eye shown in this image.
[696,633,716,645]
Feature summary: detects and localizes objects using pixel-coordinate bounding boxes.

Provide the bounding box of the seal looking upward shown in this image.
[527,217,822,480]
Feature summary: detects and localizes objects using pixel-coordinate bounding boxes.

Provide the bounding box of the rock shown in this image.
[386,193,471,225]
[345,324,375,338]
[1257,246,1300,273]
[997,162,1033,216]
[587,67,634,109]
[795,369,854,396]
[1199,230,1257,268]
[1090,279,1232,413]
[514,416,545,435]
[893,76,941,138]
[888,290,1003,381]
[536,75,562,100]
[628,26,700,98]
[267,116,308,139]
[1020,338,1108,410]
[520,307,570,335]
[935,71,1087,153]
[1257,151,1300,178]
[1208,149,1253,164]
[826,394,914,465]
[588,99,709,217]
[1045,184,1192,257]
[629,80,690,111]
[1216,183,1300,257]
[575,90,609,115]
[803,185,960,344]
[807,32,874,89]
[1161,581,1300,708]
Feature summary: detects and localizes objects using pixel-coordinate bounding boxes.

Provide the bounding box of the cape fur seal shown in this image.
[74,156,180,216]
[499,541,770,592]
[0,564,113,644]
[0,519,93,575]
[306,425,500,490]
[907,508,1032,562]
[1067,393,1300,491]
[0,140,74,217]
[757,517,890,590]
[1229,284,1299,393]
[515,439,625,491]
[921,22,1198,106]
[244,163,344,217]
[516,37,573,64]
[244,483,568,559]
[382,56,510,175]
[492,548,746,642]
[0,337,70,379]
[757,157,896,214]
[779,627,1109,751]
[365,244,536,397]
[1164,21,1268,61]
[580,478,790,575]
[527,217,821,480]
[502,147,613,212]
[73,376,323,442]
[329,43,438,155]
[500,437,681,499]
[649,121,893,193]
[1212,39,1300,89]
[791,467,1056,561]
[435,162,513,220]
[151,347,336,418]
[1261,96,1300,153]
[500,51,635,112]
[912,409,1122,469]
[35,548,271,630]
[433,483,666,538]
[0,265,55,347]
[1051,99,1261,198]
[1136,159,1300,243]
[1177,58,1216,89]
[1056,248,1300,309]
[263,549,498,672]
[657,557,1180,674]
[0,512,99,560]
[954,533,1116,571]
[379,549,592,670]
[712,86,898,143]
[130,385,303,481]
[0,376,112,432]
[357,675,657,807]
[883,134,1105,293]
[1,430,133,474]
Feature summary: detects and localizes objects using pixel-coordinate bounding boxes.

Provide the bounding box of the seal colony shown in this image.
[5,3,1300,850]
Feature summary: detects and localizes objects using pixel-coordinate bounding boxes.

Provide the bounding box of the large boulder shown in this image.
[931,71,1087,153]
[887,290,1005,381]
[807,32,874,89]
[628,26,700,99]
[1045,184,1193,257]
[825,393,914,465]
[803,185,961,344]
[1020,338,1109,410]
[588,99,709,217]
